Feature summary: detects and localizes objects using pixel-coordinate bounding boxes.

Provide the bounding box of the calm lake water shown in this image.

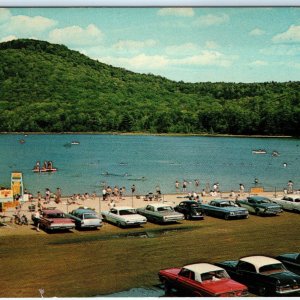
[0,134,299,196]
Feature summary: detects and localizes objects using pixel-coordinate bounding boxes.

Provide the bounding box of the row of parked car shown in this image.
[158,253,300,297]
[32,194,299,231]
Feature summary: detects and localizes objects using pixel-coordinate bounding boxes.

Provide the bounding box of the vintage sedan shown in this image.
[158,263,248,297]
[237,196,282,216]
[216,255,300,296]
[37,208,75,231]
[271,195,300,213]
[101,206,147,227]
[174,200,204,220]
[276,253,300,275]
[69,207,102,229]
[137,203,184,223]
[200,199,249,220]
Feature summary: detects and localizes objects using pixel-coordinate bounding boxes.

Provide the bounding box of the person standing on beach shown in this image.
[175,180,180,191]
[182,180,187,192]
[102,187,107,201]
[195,179,200,190]
[45,188,51,202]
[131,184,136,195]
[287,180,293,194]
[239,184,245,195]
[55,187,62,203]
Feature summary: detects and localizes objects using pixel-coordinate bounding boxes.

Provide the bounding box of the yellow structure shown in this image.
[11,172,24,197]
[0,172,23,212]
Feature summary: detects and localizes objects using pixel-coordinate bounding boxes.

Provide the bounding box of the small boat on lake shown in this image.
[272,150,280,157]
[71,141,80,145]
[33,160,57,173]
[252,149,267,154]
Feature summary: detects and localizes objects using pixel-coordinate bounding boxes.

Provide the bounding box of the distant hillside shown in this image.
[0,39,299,135]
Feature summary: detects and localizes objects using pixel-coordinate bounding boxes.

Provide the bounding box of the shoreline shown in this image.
[0,131,295,139]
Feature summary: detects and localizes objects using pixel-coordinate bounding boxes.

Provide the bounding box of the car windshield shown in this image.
[256,198,271,204]
[119,209,136,215]
[259,263,286,274]
[220,201,237,207]
[201,270,229,282]
[46,213,65,218]
[84,213,98,219]
[157,206,174,212]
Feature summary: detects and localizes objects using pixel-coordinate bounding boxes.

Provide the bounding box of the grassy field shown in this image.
[1,212,299,297]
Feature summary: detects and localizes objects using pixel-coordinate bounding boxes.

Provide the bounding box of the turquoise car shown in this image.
[237,196,282,216]
[200,199,249,220]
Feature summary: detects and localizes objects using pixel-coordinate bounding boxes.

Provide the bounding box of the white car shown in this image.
[137,203,184,223]
[101,206,147,227]
[272,195,300,213]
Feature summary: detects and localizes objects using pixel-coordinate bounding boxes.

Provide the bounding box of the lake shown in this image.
[0,134,299,196]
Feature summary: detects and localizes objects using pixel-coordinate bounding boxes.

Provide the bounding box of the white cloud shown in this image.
[0,35,17,42]
[99,50,234,72]
[205,40,219,49]
[272,25,300,43]
[260,44,300,56]
[249,60,268,66]
[49,24,103,46]
[113,39,157,51]
[172,50,232,67]
[101,54,169,70]
[165,43,199,56]
[0,8,11,24]
[157,8,195,17]
[249,28,265,36]
[3,15,57,35]
[193,13,229,27]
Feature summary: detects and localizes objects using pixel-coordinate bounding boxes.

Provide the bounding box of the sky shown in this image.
[0,7,299,83]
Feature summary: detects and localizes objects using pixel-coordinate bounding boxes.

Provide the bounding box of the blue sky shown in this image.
[0,7,299,83]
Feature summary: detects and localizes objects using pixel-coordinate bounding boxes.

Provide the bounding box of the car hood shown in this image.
[266,271,300,285]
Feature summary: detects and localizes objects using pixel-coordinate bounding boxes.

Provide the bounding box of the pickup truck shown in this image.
[37,208,75,231]
[215,255,300,296]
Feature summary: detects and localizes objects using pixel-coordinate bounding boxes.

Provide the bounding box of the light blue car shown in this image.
[200,199,249,220]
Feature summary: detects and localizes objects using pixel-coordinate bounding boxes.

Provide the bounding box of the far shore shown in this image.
[0,131,295,139]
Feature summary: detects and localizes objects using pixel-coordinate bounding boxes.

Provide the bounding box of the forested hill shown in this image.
[0,38,299,135]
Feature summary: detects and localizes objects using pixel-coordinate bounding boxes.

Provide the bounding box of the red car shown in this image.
[158,263,248,297]
[37,208,75,231]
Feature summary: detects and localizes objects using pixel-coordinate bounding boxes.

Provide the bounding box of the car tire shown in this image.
[258,287,267,296]
[224,214,230,220]
[186,214,191,220]
[163,280,172,294]
[255,209,260,216]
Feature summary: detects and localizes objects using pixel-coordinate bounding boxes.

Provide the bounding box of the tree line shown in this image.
[0,39,299,136]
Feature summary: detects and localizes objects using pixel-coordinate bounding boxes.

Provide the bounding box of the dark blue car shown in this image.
[200,199,249,220]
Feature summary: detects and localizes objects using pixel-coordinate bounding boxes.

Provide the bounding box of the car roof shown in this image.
[248,196,270,201]
[240,256,280,269]
[210,199,232,203]
[147,203,172,208]
[283,195,300,199]
[73,208,96,213]
[114,206,135,210]
[180,200,199,204]
[184,263,224,274]
[43,209,63,214]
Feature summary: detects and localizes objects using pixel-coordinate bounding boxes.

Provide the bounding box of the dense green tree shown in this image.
[0,39,300,136]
